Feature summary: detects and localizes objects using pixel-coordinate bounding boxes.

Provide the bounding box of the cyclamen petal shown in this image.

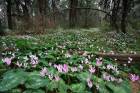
[40,67,48,77]
[96,58,102,66]
[30,55,39,67]
[107,64,112,70]
[71,67,78,72]
[128,57,133,61]
[16,61,22,67]
[87,78,93,88]
[79,65,83,70]
[56,64,69,73]
[54,75,60,81]
[56,65,63,72]
[54,64,57,68]
[48,74,53,80]
[103,72,110,81]
[130,74,139,82]
[63,64,69,73]
[3,57,12,65]
[89,66,96,74]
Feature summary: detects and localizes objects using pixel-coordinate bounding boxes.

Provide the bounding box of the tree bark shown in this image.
[69,0,78,28]
[6,0,13,30]
[23,0,29,17]
[38,0,48,15]
[52,0,56,24]
[37,0,48,32]
[121,0,128,33]
[110,0,120,32]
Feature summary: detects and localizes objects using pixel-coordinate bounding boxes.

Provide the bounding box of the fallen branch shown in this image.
[95,52,140,63]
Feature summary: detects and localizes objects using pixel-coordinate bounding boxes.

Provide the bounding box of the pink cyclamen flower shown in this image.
[23,63,28,68]
[85,58,89,64]
[87,78,93,88]
[54,64,57,68]
[79,65,83,70]
[63,64,69,73]
[3,57,12,65]
[40,67,48,77]
[107,64,112,70]
[128,57,133,61]
[56,64,63,73]
[65,52,71,58]
[48,74,53,80]
[96,58,102,66]
[71,67,78,72]
[16,61,22,67]
[129,74,139,82]
[89,66,96,74]
[30,55,39,67]
[56,64,69,73]
[103,72,110,81]
[54,75,60,81]
[117,78,123,83]
[49,62,52,66]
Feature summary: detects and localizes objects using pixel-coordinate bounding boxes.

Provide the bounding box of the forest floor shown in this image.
[0,28,140,93]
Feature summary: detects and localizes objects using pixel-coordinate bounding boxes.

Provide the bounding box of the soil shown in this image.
[130,81,140,93]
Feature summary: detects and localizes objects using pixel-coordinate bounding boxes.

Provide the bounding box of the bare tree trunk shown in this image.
[38,0,47,15]
[15,0,20,14]
[20,0,30,30]
[110,0,120,32]
[23,0,29,17]
[6,0,13,30]
[52,0,56,25]
[37,0,48,32]
[69,0,78,28]
[121,0,128,33]
[84,0,91,28]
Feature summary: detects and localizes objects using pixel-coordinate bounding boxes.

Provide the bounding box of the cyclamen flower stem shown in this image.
[68,76,71,85]
[96,67,99,77]
[45,87,48,93]
[93,86,97,93]
[65,74,71,85]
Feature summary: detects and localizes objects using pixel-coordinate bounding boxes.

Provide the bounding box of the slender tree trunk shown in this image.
[52,0,56,24]
[20,0,30,30]
[121,0,128,33]
[37,0,47,32]
[23,0,29,17]
[110,0,120,32]
[84,0,91,28]
[69,0,78,28]
[37,0,49,15]
[6,0,13,30]
[15,0,20,15]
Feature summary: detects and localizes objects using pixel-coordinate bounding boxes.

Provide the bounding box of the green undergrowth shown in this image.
[0,28,139,93]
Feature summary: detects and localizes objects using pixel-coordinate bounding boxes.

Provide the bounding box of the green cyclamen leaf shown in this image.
[0,69,28,92]
[106,82,131,93]
[25,71,49,89]
[77,72,90,82]
[23,89,45,93]
[70,83,86,93]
